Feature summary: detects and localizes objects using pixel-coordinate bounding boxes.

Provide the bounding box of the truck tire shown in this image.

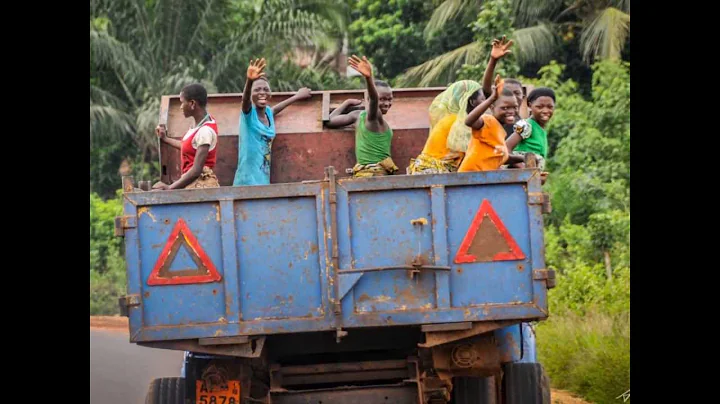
[452,377,493,404]
[501,363,550,404]
[145,377,186,404]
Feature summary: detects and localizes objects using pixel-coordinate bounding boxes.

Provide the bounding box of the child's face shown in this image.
[377,87,393,115]
[529,96,555,126]
[179,93,195,118]
[251,79,272,108]
[492,95,519,125]
[505,83,524,109]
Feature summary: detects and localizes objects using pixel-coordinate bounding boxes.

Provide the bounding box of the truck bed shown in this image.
[119,168,550,343]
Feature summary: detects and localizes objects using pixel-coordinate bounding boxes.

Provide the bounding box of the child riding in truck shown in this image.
[408,80,481,175]
[233,58,312,186]
[481,36,526,139]
[458,76,524,173]
[327,55,398,177]
[506,87,556,171]
[153,83,220,190]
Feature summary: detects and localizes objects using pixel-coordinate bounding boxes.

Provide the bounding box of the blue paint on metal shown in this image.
[446,184,532,307]
[138,202,226,327]
[430,186,450,309]
[123,199,142,339]
[122,169,549,342]
[518,323,538,363]
[495,323,539,364]
[338,273,363,301]
[236,196,325,321]
[219,200,241,323]
[496,324,522,363]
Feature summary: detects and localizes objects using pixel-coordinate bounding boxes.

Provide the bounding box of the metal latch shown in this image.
[528,192,552,214]
[114,215,137,237]
[533,269,556,289]
[118,294,141,317]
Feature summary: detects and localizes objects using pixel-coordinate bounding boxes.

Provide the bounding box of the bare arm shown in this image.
[506,132,522,151]
[156,124,182,149]
[169,145,210,189]
[326,99,363,128]
[326,110,362,129]
[348,55,379,122]
[465,89,498,130]
[482,58,499,97]
[242,58,267,114]
[482,36,514,97]
[272,87,312,116]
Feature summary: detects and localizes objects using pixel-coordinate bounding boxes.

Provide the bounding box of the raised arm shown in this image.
[242,58,266,114]
[156,124,182,149]
[482,36,513,97]
[272,87,312,116]
[465,84,499,130]
[348,55,379,122]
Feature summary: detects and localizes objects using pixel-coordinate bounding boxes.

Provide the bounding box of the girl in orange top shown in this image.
[459,80,523,172]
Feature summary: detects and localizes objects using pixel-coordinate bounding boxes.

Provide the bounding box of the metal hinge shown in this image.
[533,269,556,289]
[528,192,552,214]
[118,294,141,317]
[114,215,137,237]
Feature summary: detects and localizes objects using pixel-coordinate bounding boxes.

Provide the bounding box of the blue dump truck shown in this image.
[116,87,555,404]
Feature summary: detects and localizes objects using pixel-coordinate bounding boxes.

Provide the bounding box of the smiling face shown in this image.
[529,96,555,126]
[492,94,519,125]
[251,78,272,108]
[377,86,393,115]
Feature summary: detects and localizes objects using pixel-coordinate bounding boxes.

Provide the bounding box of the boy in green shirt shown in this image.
[326,55,398,177]
[507,87,555,171]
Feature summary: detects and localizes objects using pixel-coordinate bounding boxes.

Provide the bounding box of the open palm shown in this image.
[491,36,514,60]
[348,55,373,78]
[247,58,266,81]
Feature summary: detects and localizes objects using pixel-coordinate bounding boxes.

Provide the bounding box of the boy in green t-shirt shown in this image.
[506,87,555,172]
[326,55,398,177]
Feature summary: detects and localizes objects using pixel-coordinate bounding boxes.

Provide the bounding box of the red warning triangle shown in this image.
[454,199,525,264]
[147,218,222,286]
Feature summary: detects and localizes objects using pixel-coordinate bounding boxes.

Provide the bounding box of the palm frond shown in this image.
[90,21,149,90]
[612,0,630,13]
[90,104,135,142]
[424,0,479,39]
[580,7,630,62]
[396,41,484,87]
[511,0,563,26]
[512,24,557,65]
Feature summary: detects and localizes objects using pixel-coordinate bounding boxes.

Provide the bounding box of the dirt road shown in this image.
[89,316,590,404]
[90,317,183,404]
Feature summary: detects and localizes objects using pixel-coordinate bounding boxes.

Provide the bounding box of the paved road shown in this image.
[90,329,184,404]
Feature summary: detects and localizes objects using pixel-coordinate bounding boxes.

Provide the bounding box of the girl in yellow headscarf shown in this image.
[408,80,483,175]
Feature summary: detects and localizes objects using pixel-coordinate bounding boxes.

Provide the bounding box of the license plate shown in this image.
[195,380,241,404]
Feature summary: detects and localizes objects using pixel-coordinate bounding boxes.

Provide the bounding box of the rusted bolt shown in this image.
[516,263,525,271]
[164,219,171,224]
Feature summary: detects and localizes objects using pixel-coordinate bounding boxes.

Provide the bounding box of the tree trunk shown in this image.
[604,250,612,279]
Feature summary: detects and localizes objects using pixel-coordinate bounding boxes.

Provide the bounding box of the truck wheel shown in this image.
[145,377,186,404]
[452,376,493,404]
[501,363,550,404]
